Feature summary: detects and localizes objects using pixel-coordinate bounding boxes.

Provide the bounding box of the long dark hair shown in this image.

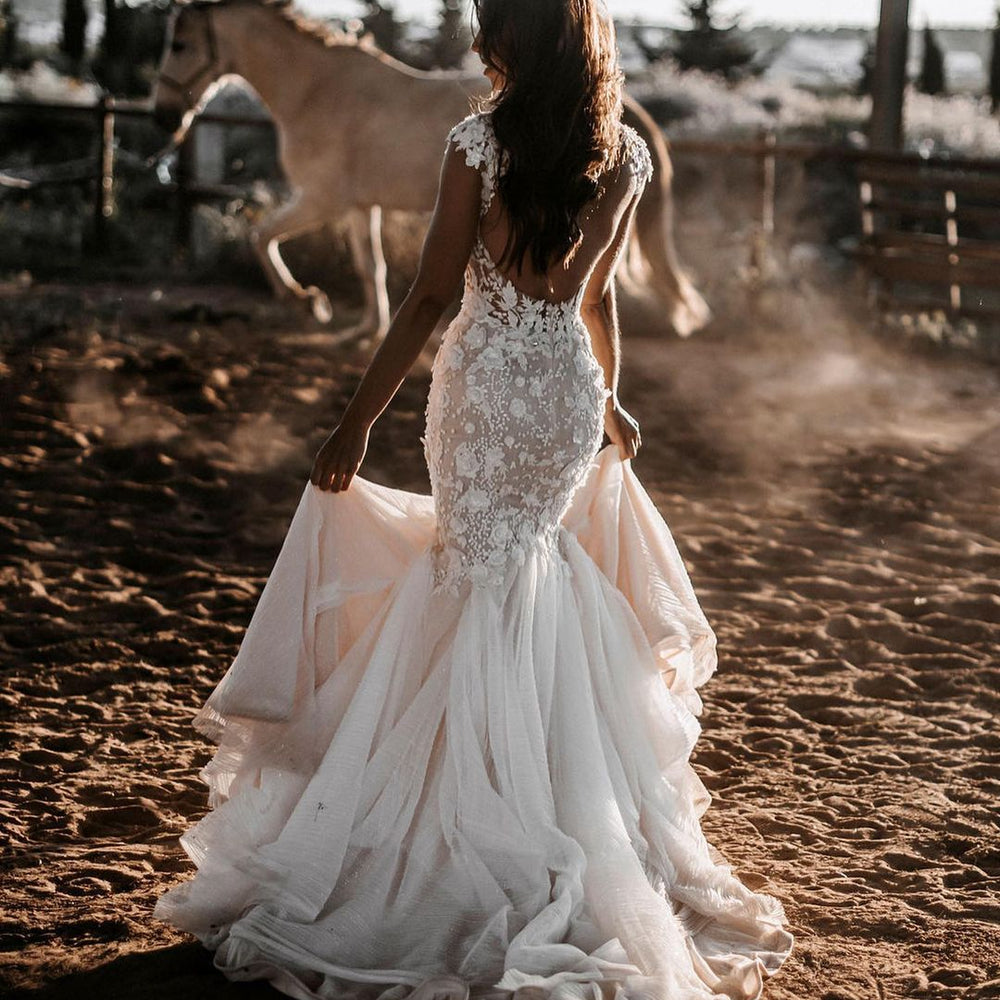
[471,0,625,275]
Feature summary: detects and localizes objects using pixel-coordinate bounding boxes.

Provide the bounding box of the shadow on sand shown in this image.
[6,943,278,998]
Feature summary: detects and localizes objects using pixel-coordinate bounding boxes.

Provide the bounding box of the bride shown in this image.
[152,1,794,998]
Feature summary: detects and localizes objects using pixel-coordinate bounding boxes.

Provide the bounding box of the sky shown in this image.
[303,0,999,29]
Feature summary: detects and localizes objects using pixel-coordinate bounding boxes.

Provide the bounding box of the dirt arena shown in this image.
[1,277,998,1000]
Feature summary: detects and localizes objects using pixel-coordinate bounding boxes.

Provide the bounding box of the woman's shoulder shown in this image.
[446,111,497,171]
[616,122,654,186]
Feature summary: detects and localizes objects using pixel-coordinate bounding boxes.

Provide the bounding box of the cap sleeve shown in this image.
[446,112,498,214]
[620,124,654,187]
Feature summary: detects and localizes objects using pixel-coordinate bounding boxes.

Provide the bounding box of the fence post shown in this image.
[748,127,777,282]
[175,123,195,259]
[944,187,960,312]
[93,93,115,252]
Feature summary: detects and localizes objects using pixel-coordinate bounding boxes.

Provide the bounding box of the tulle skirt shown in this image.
[152,445,793,1000]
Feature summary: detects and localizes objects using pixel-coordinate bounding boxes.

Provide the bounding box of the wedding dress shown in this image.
[153,113,794,1000]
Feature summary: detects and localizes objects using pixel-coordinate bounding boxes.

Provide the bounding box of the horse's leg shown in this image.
[633,171,711,338]
[343,205,391,342]
[616,225,647,296]
[368,206,391,340]
[250,192,333,323]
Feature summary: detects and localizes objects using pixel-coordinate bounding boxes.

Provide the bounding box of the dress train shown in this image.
[153,446,793,1000]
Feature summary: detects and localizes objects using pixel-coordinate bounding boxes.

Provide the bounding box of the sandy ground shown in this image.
[1,277,998,1000]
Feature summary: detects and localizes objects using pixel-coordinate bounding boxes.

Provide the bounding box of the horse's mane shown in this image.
[237,0,379,52]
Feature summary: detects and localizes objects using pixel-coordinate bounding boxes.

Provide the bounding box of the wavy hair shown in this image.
[471,0,625,275]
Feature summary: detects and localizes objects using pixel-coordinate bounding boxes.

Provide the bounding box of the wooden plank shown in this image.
[0,168,99,189]
[860,252,1000,288]
[863,197,1000,226]
[867,232,1000,261]
[0,97,272,129]
[161,181,256,200]
[856,163,1000,198]
[875,290,1000,318]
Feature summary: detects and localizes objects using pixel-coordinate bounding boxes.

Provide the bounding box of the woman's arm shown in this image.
[310,142,481,492]
[581,183,643,460]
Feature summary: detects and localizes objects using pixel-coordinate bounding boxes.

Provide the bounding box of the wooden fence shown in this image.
[3,95,1000,319]
[668,134,1000,319]
[0,96,272,251]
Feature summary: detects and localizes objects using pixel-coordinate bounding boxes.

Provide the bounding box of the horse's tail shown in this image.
[621,98,711,337]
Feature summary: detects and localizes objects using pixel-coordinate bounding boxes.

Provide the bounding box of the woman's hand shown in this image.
[310,417,371,492]
[604,398,641,461]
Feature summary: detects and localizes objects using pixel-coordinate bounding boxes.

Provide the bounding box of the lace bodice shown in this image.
[444,110,653,324]
[421,113,653,594]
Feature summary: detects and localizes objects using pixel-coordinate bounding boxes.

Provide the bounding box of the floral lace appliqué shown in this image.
[446,113,503,214]
[619,122,654,186]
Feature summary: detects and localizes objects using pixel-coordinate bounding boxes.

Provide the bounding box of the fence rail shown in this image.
[4,95,1000,317]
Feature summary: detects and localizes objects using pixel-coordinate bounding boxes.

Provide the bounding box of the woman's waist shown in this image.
[449,291,588,339]
[438,305,598,374]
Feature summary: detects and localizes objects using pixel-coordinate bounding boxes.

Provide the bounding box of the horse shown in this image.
[152,0,710,340]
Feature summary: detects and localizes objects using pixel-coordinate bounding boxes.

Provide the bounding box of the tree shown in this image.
[989,8,1000,113]
[671,0,755,81]
[60,0,88,74]
[431,0,471,70]
[359,2,407,61]
[0,0,19,70]
[917,22,945,95]
[92,0,168,96]
[94,0,128,91]
[632,22,672,66]
[857,36,876,96]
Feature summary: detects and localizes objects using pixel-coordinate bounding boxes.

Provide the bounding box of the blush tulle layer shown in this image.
[152,446,793,1000]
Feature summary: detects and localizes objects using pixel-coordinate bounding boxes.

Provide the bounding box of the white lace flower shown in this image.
[464,489,490,512]
[482,445,505,476]
[487,546,509,567]
[510,398,527,418]
[448,114,490,171]
[489,520,513,546]
[521,299,545,326]
[499,283,519,312]
[464,325,486,349]
[454,442,479,478]
[505,339,527,366]
[479,344,505,371]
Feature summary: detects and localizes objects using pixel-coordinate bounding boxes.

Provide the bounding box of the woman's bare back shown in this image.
[471,119,653,306]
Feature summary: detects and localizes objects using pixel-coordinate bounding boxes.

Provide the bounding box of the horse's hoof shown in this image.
[306,286,333,324]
